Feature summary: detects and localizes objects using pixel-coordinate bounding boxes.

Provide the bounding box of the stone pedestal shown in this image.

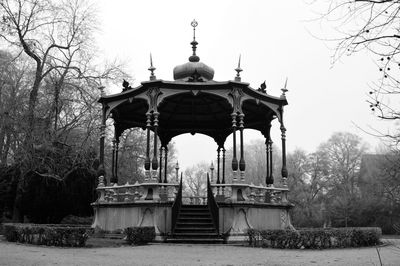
[229,184,249,202]
[139,183,162,202]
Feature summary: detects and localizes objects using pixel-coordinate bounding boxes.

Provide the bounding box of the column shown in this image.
[268,139,274,186]
[164,146,168,183]
[265,138,270,186]
[99,106,106,168]
[216,147,221,184]
[159,146,163,183]
[151,112,159,178]
[231,113,238,181]
[144,113,151,172]
[115,138,119,183]
[216,146,221,195]
[110,138,116,184]
[238,113,246,182]
[222,147,226,184]
[281,125,288,186]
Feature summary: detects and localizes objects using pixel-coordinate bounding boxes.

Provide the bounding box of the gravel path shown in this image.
[0,239,399,266]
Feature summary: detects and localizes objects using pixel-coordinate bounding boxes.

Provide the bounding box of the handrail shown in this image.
[207,173,219,234]
[171,174,183,234]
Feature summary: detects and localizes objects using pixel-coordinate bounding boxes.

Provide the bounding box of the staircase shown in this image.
[167,204,224,244]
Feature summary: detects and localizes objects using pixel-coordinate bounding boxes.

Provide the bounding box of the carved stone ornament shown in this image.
[146,87,162,113]
[229,87,244,113]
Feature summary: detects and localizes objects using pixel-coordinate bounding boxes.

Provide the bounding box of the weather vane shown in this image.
[191,19,198,29]
[189,19,200,62]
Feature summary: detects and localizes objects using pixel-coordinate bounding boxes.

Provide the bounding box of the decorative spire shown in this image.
[281,77,288,97]
[189,19,200,62]
[234,54,243,82]
[148,53,156,80]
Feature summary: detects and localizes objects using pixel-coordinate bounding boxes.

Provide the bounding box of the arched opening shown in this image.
[172,132,219,203]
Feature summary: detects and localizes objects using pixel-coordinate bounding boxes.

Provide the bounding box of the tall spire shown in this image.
[281,77,288,97]
[234,54,242,82]
[148,53,156,80]
[189,19,200,62]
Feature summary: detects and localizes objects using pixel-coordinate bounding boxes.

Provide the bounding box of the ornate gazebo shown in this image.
[92,21,293,243]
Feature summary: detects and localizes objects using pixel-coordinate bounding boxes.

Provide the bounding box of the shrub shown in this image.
[3,223,91,247]
[60,215,93,225]
[124,226,155,245]
[246,227,381,249]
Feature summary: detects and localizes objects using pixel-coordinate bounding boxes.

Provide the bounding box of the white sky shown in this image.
[96,0,395,170]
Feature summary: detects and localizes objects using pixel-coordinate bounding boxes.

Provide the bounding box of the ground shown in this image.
[0,238,399,266]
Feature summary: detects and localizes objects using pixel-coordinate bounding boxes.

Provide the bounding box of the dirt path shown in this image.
[0,239,399,266]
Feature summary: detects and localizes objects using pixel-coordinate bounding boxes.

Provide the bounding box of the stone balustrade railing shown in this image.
[95,176,179,203]
[211,183,289,204]
[95,176,289,205]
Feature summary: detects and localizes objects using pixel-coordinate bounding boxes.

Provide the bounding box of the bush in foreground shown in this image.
[124,226,155,245]
[246,227,381,249]
[3,223,91,247]
[60,215,93,225]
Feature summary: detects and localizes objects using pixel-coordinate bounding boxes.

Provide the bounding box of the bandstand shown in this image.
[92,21,293,243]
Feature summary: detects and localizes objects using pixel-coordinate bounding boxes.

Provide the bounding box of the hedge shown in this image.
[246,227,381,249]
[124,226,155,245]
[3,223,91,247]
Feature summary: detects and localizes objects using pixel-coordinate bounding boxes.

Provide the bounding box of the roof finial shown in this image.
[281,77,288,97]
[234,54,243,82]
[189,19,200,62]
[148,53,156,80]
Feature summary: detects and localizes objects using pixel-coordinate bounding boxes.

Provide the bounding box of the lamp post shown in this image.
[210,161,215,183]
[175,161,179,183]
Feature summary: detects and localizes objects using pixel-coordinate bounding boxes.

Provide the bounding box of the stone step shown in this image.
[177,217,213,222]
[175,222,215,227]
[172,232,220,238]
[181,205,208,209]
[165,238,224,244]
[174,227,216,233]
[178,212,212,217]
[180,209,210,213]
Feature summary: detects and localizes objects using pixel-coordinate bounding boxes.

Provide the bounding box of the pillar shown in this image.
[144,112,151,171]
[151,112,159,175]
[164,146,168,183]
[268,139,274,186]
[115,138,119,183]
[222,147,226,184]
[265,138,270,186]
[159,146,163,183]
[231,113,238,181]
[99,106,106,168]
[281,124,288,186]
[216,147,221,184]
[110,138,116,184]
[238,113,245,182]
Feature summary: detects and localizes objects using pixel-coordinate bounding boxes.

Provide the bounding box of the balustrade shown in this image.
[95,176,289,205]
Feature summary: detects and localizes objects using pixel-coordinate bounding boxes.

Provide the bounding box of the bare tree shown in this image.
[319,132,368,226]
[183,162,208,197]
[0,0,128,221]
[315,1,400,142]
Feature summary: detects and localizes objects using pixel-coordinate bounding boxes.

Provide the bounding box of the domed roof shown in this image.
[173,61,214,82]
[173,20,214,82]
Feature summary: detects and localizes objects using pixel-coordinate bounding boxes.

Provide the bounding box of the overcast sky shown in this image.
[96,0,395,170]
